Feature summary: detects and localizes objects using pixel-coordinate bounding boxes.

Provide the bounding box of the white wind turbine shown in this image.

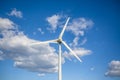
[31,17,82,80]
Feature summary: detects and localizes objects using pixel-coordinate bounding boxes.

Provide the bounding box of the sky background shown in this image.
[0,0,120,80]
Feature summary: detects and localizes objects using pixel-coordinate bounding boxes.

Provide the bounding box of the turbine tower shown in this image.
[31,17,82,80]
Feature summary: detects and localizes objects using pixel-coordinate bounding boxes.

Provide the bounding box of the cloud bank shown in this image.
[0,17,58,74]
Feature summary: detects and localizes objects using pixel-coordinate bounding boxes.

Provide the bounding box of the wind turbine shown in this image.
[31,17,82,80]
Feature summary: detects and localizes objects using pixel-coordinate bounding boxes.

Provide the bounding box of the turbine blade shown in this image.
[31,39,57,45]
[59,17,70,39]
[62,41,82,62]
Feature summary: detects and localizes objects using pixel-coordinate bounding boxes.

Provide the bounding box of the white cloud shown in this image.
[105,60,120,77]
[70,36,79,47]
[46,14,61,32]
[70,37,87,47]
[0,17,15,31]
[0,32,59,74]
[71,48,91,56]
[38,73,45,77]
[63,47,91,61]
[38,28,44,34]
[8,8,23,18]
[0,18,59,74]
[67,18,93,36]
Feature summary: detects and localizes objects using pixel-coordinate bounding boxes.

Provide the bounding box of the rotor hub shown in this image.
[57,39,62,44]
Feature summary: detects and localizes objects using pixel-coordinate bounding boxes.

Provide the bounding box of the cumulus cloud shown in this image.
[63,47,91,61]
[67,18,93,36]
[0,17,59,74]
[0,17,15,31]
[105,60,120,77]
[46,14,61,32]
[8,8,23,18]
[67,18,93,54]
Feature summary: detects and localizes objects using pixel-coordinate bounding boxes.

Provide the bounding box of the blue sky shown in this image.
[0,0,120,80]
